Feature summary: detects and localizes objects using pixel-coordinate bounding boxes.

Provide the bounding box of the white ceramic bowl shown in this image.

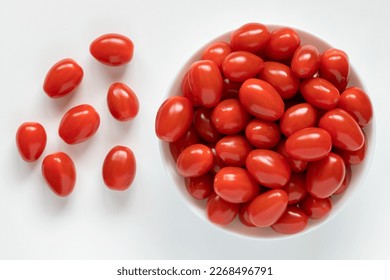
[159,25,376,239]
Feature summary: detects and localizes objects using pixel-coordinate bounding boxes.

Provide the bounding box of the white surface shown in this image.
[0,0,389,259]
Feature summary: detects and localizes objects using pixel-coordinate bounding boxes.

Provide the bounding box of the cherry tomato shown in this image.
[275,139,308,173]
[188,60,223,108]
[285,127,332,161]
[319,108,364,151]
[282,173,307,204]
[201,42,232,69]
[215,135,252,167]
[245,119,281,149]
[107,82,139,121]
[214,167,259,203]
[319,48,349,92]
[271,206,308,234]
[185,173,213,200]
[264,27,300,61]
[42,152,76,197]
[306,152,346,198]
[279,103,317,137]
[230,23,270,53]
[176,144,214,177]
[193,107,222,143]
[333,164,352,195]
[335,139,366,165]
[59,104,100,144]
[258,61,299,100]
[207,193,239,225]
[246,149,291,188]
[291,44,320,78]
[247,189,288,227]
[338,87,373,127]
[43,58,83,98]
[155,96,194,142]
[16,122,47,162]
[222,78,242,99]
[239,78,285,121]
[102,146,136,191]
[211,99,250,134]
[300,195,332,219]
[169,126,200,161]
[222,51,264,83]
[89,33,134,66]
[300,77,340,110]
[238,202,256,227]
[181,71,199,106]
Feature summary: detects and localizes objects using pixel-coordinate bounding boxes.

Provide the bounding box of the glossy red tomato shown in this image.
[176,144,214,177]
[230,23,270,53]
[102,146,136,191]
[333,164,352,195]
[89,33,134,66]
[193,107,222,143]
[285,127,332,161]
[185,173,213,200]
[319,48,349,92]
[264,27,300,61]
[291,44,320,78]
[107,82,139,121]
[214,167,259,203]
[42,152,76,197]
[282,173,307,204]
[306,152,346,198]
[276,139,308,173]
[335,139,366,165]
[300,77,340,109]
[16,122,47,162]
[245,119,281,149]
[188,60,223,108]
[247,189,288,227]
[169,126,200,161]
[300,195,332,219]
[319,108,364,151]
[43,58,83,98]
[207,193,239,225]
[201,42,232,69]
[222,51,264,83]
[246,149,291,188]
[59,104,100,144]
[258,61,299,100]
[215,135,252,167]
[338,87,373,127]
[155,96,194,142]
[238,202,256,227]
[239,78,285,121]
[279,103,317,137]
[211,98,250,134]
[271,206,308,234]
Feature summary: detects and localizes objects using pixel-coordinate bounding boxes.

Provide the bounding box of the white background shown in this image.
[0,0,389,259]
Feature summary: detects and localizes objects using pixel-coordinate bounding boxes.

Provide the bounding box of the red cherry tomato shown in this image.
[102,146,136,191]
[201,42,232,69]
[291,44,320,78]
[245,119,281,149]
[319,108,364,151]
[271,206,308,234]
[16,122,47,162]
[300,77,340,110]
[188,60,223,108]
[215,135,252,167]
[211,99,250,134]
[246,149,291,188]
[89,33,134,66]
[185,173,213,200]
[285,127,332,161]
[258,61,299,100]
[264,27,300,61]
[42,152,76,197]
[239,78,285,121]
[214,167,259,203]
[176,144,214,177]
[282,173,307,204]
[238,202,256,227]
[279,103,317,137]
[333,164,352,195]
[300,195,332,219]
[222,51,264,83]
[247,189,288,227]
[43,58,83,98]
[338,87,373,127]
[107,82,139,121]
[59,104,100,144]
[155,96,194,142]
[193,107,222,143]
[207,193,239,225]
[335,139,366,165]
[169,126,200,161]
[276,139,308,173]
[319,48,349,92]
[306,152,346,198]
[230,23,270,53]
